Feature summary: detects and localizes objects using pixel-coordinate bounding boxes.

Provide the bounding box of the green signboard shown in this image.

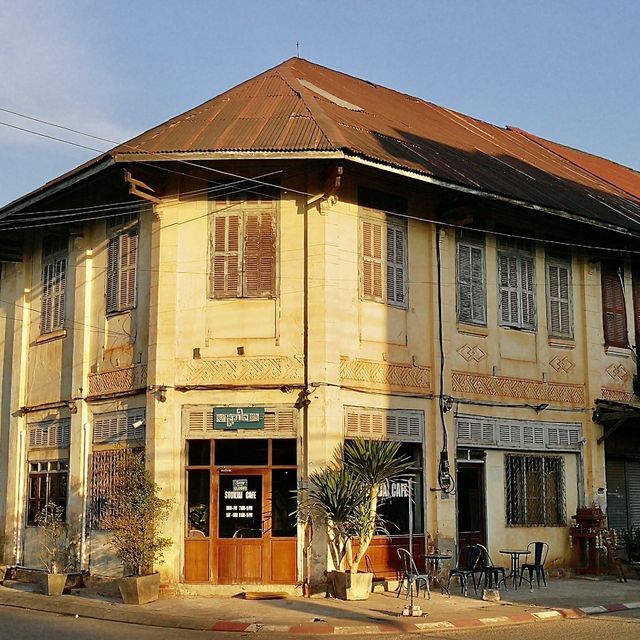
[213,407,265,430]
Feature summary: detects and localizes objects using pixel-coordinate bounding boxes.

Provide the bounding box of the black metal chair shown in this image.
[446,545,482,597]
[519,541,549,589]
[396,548,430,599]
[476,544,507,590]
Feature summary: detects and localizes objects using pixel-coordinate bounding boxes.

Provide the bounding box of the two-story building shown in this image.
[1,58,639,591]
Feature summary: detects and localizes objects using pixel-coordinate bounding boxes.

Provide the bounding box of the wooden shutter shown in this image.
[244,210,276,297]
[601,263,627,347]
[520,256,536,329]
[362,219,383,300]
[106,236,119,312]
[633,271,640,348]
[386,223,406,306]
[547,259,572,337]
[210,213,241,298]
[499,253,520,326]
[41,257,66,333]
[457,241,486,324]
[118,231,138,309]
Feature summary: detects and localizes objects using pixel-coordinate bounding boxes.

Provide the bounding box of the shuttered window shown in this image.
[106,230,138,313]
[93,409,145,444]
[457,237,486,325]
[344,407,423,443]
[546,254,573,338]
[209,192,277,298]
[601,262,627,348]
[498,239,536,330]
[41,257,67,334]
[633,270,640,349]
[28,420,70,448]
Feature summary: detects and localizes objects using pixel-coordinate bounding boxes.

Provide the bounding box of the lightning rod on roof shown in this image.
[296,41,300,57]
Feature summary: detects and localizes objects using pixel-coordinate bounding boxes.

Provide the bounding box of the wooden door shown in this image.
[456,463,486,549]
[213,470,270,584]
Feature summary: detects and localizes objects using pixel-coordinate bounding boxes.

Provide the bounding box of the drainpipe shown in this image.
[14,426,26,565]
[80,421,91,568]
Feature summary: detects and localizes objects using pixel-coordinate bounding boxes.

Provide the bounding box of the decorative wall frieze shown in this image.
[457,344,487,362]
[340,357,432,393]
[605,363,630,383]
[451,371,585,404]
[549,356,575,373]
[600,387,637,403]
[88,364,148,396]
[179,356,304,386]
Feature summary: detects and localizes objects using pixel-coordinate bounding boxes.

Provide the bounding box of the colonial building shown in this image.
[1,58,639,590]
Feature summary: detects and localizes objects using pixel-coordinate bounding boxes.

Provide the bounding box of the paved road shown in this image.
[1,604,639,639]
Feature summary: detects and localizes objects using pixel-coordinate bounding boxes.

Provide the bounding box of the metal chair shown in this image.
[519,541,549,589]
[396,548,430,599]
[476,544,507,590]
[446,545,482,597]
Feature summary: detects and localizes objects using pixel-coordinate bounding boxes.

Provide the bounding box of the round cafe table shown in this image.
[425,553,452,594]
[499,549,530,590]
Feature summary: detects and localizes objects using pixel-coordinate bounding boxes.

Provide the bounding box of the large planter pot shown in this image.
[118,573,161,605]
[41,573,67,596]
[329,570,373,601]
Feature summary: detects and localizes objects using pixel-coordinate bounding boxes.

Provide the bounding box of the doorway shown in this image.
[456,461,486,549]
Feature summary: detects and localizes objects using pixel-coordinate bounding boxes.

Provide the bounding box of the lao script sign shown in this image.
[214,407,265,430]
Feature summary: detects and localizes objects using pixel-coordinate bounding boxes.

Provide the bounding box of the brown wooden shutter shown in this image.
[362,219,383,300]
[244,210,276,297]
[633,270,640,349]
[106,236,119,312]
[210,213,241,297]
[602,263,627,347]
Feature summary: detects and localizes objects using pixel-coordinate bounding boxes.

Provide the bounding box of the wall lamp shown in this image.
[149,385,167,402]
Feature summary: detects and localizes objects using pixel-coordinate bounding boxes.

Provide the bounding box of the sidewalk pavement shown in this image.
[1,575,639,635]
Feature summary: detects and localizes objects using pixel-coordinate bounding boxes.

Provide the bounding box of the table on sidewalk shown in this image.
[425,553,452,594]
[499,549,530,590]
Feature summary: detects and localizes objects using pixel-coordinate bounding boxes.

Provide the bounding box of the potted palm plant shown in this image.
[297,439,413,600]
[102,450,172,604]
[35,503,72,596]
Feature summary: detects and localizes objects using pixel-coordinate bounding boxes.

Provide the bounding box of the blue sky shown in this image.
[1,0,638,207]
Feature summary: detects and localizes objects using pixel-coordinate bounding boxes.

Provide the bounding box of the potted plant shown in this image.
[621,526,640,562]
[35,503,72,596]
[297,439,413,600]
[102,449,172,604]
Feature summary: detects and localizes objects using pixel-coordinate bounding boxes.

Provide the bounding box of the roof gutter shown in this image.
[345,154,640,239]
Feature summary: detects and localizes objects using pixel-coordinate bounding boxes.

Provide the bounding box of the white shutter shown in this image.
[499,422,523,446]
[457,417,495,444]
[520,256,536,329]
[499,253,520,326]
[386,411,422,442]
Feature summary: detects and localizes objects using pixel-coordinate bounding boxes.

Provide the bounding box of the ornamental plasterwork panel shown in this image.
[88,364,148,396]
[451,371,585,404]
[457,344,487,362]
[180,356,304,385]
[549,356,575,373]
[600,387,637,403]
[340,357,432,393]
[605,363,630,383]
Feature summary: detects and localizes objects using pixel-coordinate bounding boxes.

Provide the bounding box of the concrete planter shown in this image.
[41,573,67,596]
[118,573,161,605]
[329,570,373,600]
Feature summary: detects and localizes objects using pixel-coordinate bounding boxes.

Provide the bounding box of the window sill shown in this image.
[35,329,67,345]
[457,323,488,337]
[106,307,135,318]
[605,345,633,358]
[548,337,575,350]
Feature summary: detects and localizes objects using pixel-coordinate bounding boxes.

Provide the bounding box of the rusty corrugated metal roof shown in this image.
[3,57,640,236]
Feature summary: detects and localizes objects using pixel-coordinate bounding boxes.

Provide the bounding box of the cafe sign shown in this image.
[214,407,265,430]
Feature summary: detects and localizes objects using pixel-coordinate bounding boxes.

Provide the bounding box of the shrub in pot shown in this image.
[102,450,172,604]
[35,503,73,596]
[297,439,413,600]
[621,526,640,562]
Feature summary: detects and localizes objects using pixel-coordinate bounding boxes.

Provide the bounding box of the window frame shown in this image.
[26,460,69,526]
[546,252,573,339]
[601,262,628,348]
[208,188,278,299]
[456,233,486,325]
[497,239,536,330]
[505,454,566,527]
[40,237,68,335]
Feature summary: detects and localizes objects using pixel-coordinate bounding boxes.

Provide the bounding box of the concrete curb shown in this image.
[1,586,639,634]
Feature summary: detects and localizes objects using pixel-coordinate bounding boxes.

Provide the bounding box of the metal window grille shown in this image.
[505,455,566,526]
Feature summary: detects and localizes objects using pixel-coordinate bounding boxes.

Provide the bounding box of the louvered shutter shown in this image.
[457,242,486,324]
[244,211,276,297]
[601,264,627,347]
[41,257,66,333]
[499,254,520,325]
[361,219,383,300]
[605,459,628,530]
[118,231,138,309]
[210,213,241,297]
[41,262,54,333]
[106,236,119,312]
[386,224,406,306]
[626,461,640,529]
[520,256,536,329]
[547,261,572,337]
[633,272,640,348]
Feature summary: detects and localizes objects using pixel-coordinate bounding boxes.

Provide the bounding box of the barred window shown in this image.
[27,460,68,526]
[505,455,565,526]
